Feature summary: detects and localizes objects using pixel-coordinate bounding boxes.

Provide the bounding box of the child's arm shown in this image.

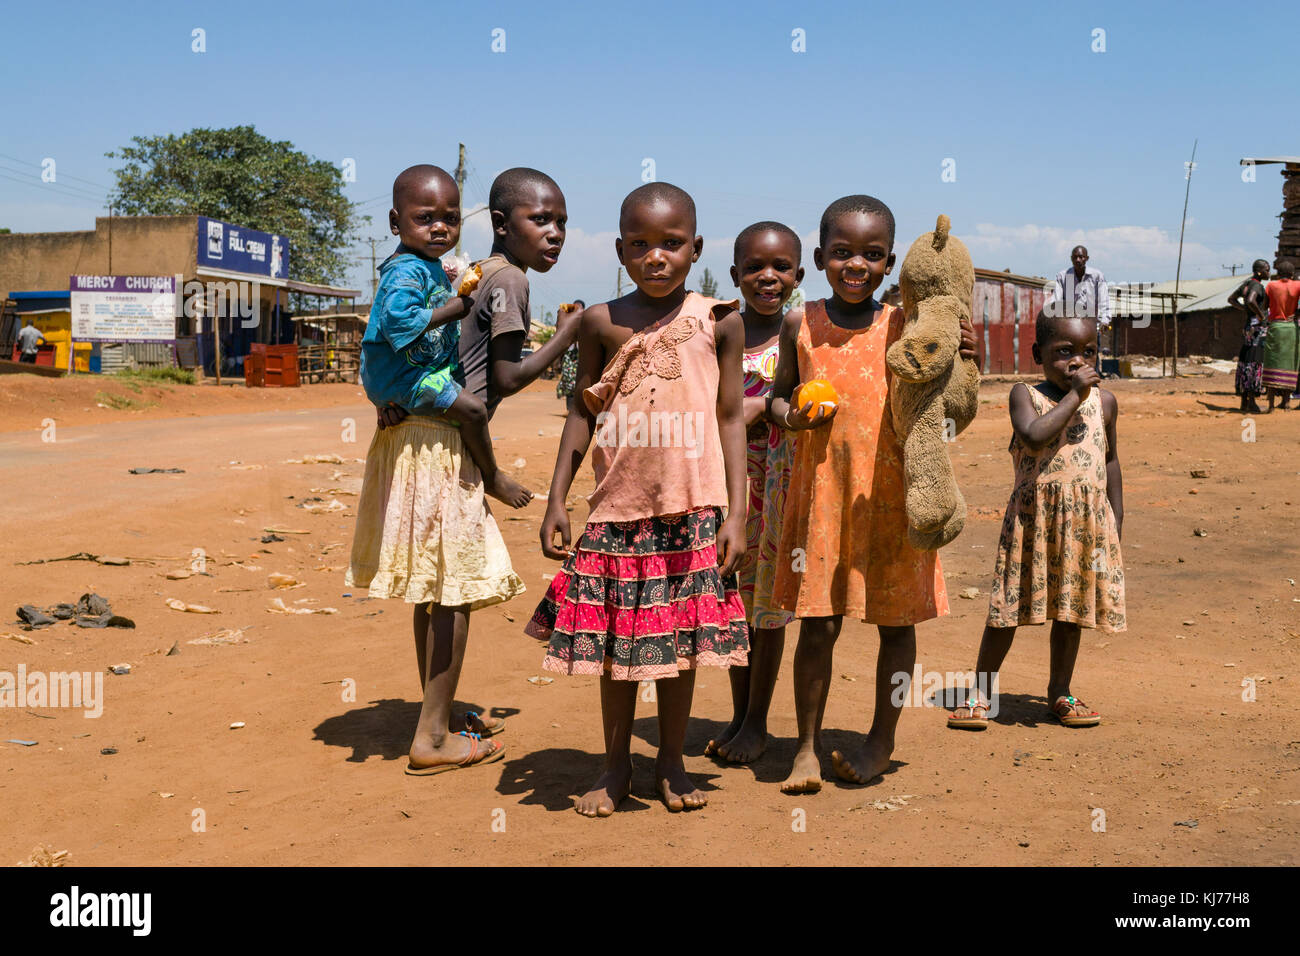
[1101,388,1123,540]
[421,293,474,333]
[767,307,835,431]
[1010,366,1099,450]
[539,306,604,559]
[492,304,583,398]
[743,394,769,428]
[714,306,748,577]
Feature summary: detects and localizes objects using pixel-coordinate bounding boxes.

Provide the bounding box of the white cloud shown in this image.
[963,222,1260,284]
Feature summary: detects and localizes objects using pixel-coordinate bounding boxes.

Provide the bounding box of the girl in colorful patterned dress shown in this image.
[947,311,1125,732]
[708,222,803,764]
[768,196,978,793]
[526,183,749,816]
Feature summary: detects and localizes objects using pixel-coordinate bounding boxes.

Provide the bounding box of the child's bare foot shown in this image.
[575,763,632,817]
[830,735,892,785]
[779,745,822,793]
[716,720,767,764]
[656,761,707,812]
[484,470,533,509]
[704,717,742,757]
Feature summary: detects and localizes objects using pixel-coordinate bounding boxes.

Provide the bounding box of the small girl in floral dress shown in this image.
[948,311,1125,732]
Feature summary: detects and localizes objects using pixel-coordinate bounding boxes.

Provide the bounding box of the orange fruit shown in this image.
[794,378,839,411]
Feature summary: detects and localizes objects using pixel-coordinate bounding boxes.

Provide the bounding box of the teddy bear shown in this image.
[885,214,981,551]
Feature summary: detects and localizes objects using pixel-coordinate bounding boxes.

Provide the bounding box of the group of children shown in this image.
[346,164,1128,814]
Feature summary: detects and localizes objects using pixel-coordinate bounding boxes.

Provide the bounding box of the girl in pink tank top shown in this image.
[525,183,750,817]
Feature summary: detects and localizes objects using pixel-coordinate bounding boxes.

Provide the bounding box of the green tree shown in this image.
[107,126,359,284]
[698,267,719,298]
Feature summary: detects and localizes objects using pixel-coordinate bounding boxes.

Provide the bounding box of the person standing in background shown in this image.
[1227,259,1270,414]
[1047,246,1109,372]
[555,299,585,412]
[15,320,46,363]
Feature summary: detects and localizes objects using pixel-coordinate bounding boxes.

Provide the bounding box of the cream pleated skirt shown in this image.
[345,416,525,609]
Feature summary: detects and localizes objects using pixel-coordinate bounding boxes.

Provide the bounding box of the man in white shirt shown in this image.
[1048,246,1110,326]
[1047,246,1109,373]
[15,321,46,363]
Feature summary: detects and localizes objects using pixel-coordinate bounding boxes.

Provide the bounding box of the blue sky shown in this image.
[1,0,1289,317]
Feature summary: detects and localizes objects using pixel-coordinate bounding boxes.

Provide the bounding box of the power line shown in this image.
[0,171,106,204]
[0,163,107,200]
[0,152,112,191]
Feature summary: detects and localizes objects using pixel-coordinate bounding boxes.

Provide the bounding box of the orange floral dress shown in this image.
[772,300,948,625]
[986,385,1126,632]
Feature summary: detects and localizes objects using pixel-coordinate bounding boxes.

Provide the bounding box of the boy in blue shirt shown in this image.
[362,164,531,507]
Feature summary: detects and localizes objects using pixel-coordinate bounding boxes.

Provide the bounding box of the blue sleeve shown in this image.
[377,260,435,352]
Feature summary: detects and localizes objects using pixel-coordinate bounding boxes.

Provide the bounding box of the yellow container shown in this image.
[32,314,72,370]
[73,342,92,373]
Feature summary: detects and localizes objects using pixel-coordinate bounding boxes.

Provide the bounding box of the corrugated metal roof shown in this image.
[1110,276,1245,314]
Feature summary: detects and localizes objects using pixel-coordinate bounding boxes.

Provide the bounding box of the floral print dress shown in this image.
[737,342,795,630]
[986,385,1126,632]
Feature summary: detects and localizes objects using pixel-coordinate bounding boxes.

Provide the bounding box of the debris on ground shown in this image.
[1174,819,1199,828]
[7,739,38,747]
[230,722,246,730]
[188,628,246,646]
[16,845,69,867]
[165,598,219,614]
[5,632,36,645]
[959,586,980,599]
[128,467,185,474]
[526,675,554,685]
[299,498,347,514]
[263,527,310,535]
[16,594,135,630]
[267,573,304,590]
[260,534,285,544]
[266,598,337,615]
[284,454,344,464]
[107,664,131,675]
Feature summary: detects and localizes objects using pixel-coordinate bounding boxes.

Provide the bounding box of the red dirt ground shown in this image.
[1,372,1297,865]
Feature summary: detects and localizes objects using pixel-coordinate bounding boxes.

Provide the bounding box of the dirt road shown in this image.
[2,374,1297,865]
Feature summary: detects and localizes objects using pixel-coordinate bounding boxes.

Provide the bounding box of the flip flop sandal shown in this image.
[1051,695,1101,728]
[405,731,506,776]
[947,696,990,730]
[464,710,506,738]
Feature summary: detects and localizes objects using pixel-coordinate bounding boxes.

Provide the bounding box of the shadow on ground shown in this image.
[312,698,517,762]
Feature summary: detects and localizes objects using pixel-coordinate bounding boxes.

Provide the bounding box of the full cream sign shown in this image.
[70,275,177,342]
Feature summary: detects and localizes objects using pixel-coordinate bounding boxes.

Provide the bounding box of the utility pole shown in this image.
[616,267,624,297]
[454,143,466,256]
[1222,262,1243,276]
[1172,139,1197,379]
[365,237,386,301]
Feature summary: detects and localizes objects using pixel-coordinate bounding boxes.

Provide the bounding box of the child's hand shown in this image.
[959,315,977,361]
[786,399,837,430]
[540,502,572,560]
[1069,364,1101,399]
[376,403,410,430]
[715,513,745,578]
[556,301,583,331]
